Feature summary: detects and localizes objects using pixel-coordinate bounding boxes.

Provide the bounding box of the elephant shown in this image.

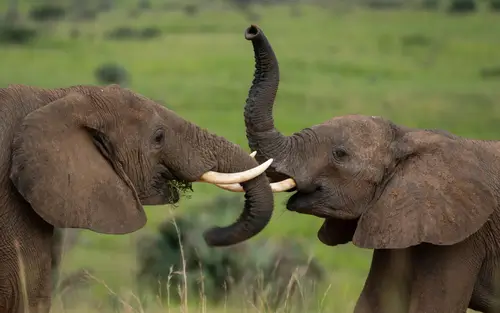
[221,24,500,313]
[0,83,276,313]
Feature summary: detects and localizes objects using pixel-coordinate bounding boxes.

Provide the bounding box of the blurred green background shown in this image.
[1,0,499,312]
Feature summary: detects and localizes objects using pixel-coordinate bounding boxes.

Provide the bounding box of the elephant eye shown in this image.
[332,147,348,161]
[152,129,165,147]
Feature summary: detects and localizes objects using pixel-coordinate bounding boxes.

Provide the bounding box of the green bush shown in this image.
[137,0,152,10]
[448,0,476,13]
[136,194,324,309]
[0,23,37,44]
[29,4,66,22]
[480,66,500,80]
[140,27,162,39]
[105,26,162,40]
[364,0,406,10]
[94,63,130,86]
[183,4,200,16]
[420,0,440,10]
[490,0,500,11]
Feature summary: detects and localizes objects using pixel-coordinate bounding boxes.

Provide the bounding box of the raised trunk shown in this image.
[243,25,290,165]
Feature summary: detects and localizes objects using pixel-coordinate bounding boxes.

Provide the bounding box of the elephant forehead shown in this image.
[322,115,390,139]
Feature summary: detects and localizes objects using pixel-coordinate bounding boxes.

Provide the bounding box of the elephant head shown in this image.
[8,84,275,247]
[224,25,497,250]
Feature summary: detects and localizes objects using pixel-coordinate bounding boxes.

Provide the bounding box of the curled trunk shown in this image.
[202,134,275,246]
[167,119,275,247]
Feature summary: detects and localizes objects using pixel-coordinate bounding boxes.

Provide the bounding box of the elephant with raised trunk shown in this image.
[224,24,500,313]
[0,83,275,313]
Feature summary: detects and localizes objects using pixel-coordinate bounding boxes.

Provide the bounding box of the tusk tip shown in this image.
[263,158,273,166]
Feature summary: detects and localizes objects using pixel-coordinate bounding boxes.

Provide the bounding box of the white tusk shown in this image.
[216,178,297,193]
[249,151,257,158]
[197,158,273,184]
[269,178,297,192]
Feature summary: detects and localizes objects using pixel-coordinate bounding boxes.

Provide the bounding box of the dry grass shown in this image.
[41,213,335,313]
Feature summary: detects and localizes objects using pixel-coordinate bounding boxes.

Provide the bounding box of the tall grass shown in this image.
[43,212,337,313]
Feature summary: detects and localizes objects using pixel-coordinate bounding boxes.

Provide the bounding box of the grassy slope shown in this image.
[1,2,499,312]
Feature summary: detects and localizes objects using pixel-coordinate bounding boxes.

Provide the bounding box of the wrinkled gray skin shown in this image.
[241,25,500,313]
[0,84,274,313]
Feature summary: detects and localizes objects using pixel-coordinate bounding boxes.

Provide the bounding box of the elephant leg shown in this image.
[0,206,54,313]
[469,256,500,313]
[408,239,484,313]
[354,249,412,313]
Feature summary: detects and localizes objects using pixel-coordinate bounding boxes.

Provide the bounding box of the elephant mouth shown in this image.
[290,206,333,219]
[284,182,328,215]
[286,191,335,218]
[141,165,193,205]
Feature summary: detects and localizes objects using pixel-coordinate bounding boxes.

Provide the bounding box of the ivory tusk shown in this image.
[197,158,273,184]
[214,151,296,193]
[216,178,297,193]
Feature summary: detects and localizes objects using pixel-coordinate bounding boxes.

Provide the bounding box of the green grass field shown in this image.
[2,1,500,312]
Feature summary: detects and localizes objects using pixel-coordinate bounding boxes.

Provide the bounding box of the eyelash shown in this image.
[333,148,348,161]
[153,129,165,146]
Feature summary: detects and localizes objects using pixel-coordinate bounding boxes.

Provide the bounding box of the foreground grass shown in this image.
[1,2,499,311]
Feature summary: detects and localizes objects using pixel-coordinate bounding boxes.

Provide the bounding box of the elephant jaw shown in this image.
[318,219,339,246]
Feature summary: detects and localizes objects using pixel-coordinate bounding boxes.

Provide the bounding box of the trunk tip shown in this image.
[244,24,261,40]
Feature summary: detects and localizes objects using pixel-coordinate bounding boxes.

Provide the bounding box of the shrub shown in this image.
[137,0,152,10]
[480,66,500,79]
[490,0,500,11]
[420,0,440,10]
[94,63,130,86]
[183,4,199,16]
[29,4,66,22]
[0,23,37,44]
[448,0,476,13]
[105,26,136,40]
[136,194,324,309]
[364,0,406,10]
[139,27,162,39]
[105,26,162,40]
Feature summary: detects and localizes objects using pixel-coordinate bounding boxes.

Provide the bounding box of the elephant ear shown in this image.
[353,130,496,249]
[10,91,147,235]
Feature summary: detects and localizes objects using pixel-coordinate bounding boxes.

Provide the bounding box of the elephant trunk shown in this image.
[166,117,274,247]
[243,25,290,165]
[200,130,275,247]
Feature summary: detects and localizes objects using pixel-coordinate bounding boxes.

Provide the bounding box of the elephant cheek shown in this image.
[317,219,338,246]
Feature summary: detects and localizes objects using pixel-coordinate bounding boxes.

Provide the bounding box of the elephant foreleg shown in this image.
[408,240,483,313]
[354,249,412,313]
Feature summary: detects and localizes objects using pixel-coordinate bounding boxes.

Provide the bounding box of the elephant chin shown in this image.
[317,219,339,246]
[140,191,179,206]
[140,182,186,205]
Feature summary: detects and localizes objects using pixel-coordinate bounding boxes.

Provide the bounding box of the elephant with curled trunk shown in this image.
[0,83,275,313]
[225,24,500,313]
